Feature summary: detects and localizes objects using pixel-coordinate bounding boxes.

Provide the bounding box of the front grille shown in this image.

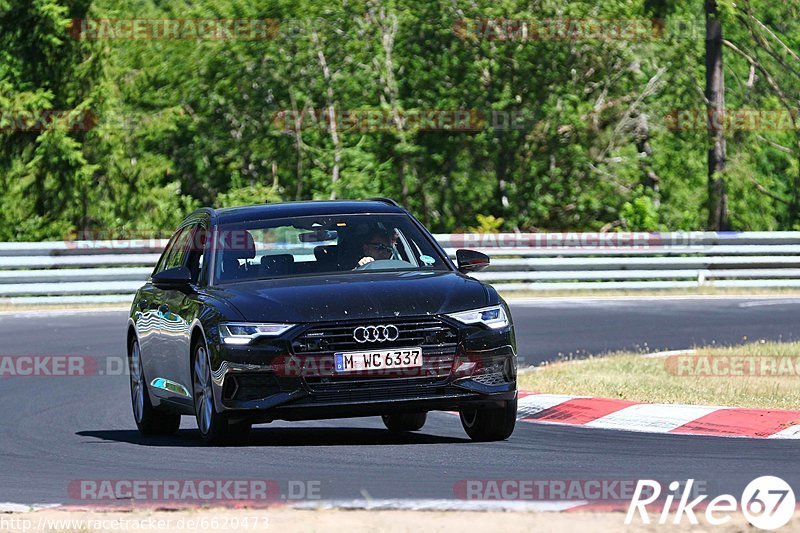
[307,377,466,403]
[292,317,460,382]
[292,317,458,354]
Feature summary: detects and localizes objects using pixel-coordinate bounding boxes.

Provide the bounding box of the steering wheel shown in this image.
[354,259,413,271]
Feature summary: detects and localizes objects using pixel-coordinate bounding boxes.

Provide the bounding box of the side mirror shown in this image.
[456,249,490,273]
[152,266,193,290]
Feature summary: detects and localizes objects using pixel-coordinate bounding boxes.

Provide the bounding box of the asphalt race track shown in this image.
[1,296,798,505]
[512,296,800,365]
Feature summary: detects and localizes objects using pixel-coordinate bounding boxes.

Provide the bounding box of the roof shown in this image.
[211,199,405,224]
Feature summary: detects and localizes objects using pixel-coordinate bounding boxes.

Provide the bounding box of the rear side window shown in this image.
[152,228,185,276]
[153,225,196,277]
[164,226,196,271]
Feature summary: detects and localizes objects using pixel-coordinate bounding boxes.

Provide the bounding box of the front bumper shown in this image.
[206,317,517,422]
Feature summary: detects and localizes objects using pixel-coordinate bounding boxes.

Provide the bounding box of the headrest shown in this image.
[217,230,255,260]
[261,254,293,276]
[261,254,294,266]
[314,245,337,261]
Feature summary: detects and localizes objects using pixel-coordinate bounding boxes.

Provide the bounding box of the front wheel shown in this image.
[129,338,180,435]
[192,342,237,445]
[382,412,427,432]
[459,399,517,442]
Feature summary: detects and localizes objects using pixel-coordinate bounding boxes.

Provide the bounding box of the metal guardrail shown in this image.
[1,232,800,304]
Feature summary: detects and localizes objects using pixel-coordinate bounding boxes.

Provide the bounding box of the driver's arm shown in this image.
[355,256,375,268]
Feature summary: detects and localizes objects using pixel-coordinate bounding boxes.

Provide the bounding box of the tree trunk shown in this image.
[705,0,729,230]
[495,128,510,213]
[372,6,417,213]
[635,114,661,206]
[312,31,341,200]
[289,92,305,200]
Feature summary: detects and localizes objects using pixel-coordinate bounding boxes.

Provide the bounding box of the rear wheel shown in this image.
[129,338,180,435]
[382,412,427,432]
[193,342,243,445]
[459,399,517,442]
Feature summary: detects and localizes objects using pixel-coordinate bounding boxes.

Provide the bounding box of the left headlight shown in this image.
[446,305,510,329]
[219,322,297,345]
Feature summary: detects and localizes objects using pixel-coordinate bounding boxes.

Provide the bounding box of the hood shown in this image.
[206,271,492,323]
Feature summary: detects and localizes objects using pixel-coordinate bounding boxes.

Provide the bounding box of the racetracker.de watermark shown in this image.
[68,18,279,40]
[63,230,170,251]
[0,355,123,377]
[67,479,321,502]
[454,18,706,41]
[62,228,262,253]
[270,108,537,132]
[59,229,716,253]
[665,355,800,377]
[446,231,708,250]
[0,110,96,132]
[666,108,800,132]
[454,479,707,502]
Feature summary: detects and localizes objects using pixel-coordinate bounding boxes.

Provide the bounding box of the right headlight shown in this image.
[446,305,509,329]
[219,322,297,345]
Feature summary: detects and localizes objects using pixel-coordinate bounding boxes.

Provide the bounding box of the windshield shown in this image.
[212,213,450,284]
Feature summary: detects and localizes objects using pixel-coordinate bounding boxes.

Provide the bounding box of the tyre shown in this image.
[129,338,181,435]
[382,412,427,432]
[192,341,236,445]
[459,399,517,442]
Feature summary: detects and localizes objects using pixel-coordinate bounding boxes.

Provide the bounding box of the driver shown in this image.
[355,228,396,267]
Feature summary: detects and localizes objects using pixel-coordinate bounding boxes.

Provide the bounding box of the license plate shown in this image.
[334,347,423,373]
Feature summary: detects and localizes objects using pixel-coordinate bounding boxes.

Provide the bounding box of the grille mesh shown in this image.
[292,317,458,354]
[292,317,459,382]
[471,372,508,386]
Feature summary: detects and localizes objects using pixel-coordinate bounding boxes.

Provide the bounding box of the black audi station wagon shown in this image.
[127,199,517,444]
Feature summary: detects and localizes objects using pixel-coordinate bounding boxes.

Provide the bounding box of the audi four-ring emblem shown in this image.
[353,325,400,343]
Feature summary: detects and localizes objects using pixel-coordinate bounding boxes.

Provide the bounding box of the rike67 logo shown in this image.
[626,476,795,530]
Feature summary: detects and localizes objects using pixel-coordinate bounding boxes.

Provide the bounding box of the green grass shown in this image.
[518,341,800,410]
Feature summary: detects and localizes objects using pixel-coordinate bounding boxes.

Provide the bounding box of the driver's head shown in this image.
[361,229,394,260]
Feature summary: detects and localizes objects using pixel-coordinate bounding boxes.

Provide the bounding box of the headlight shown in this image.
[446,305,509,329]
[219,322,297,345]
